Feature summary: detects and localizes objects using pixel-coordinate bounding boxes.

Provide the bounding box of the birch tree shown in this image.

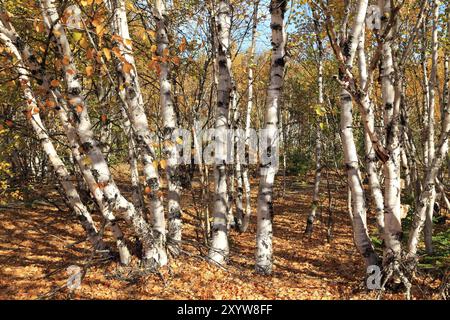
[305,8,324,236]
[0,21,105,252]
[240,0,259,233]
[153,0,183,255]
[209,0,232,265]
[255,0,287,274]
[41,0,160,267]
[106,0,168,267]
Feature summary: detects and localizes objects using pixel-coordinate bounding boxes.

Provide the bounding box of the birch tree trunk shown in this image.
[407,100,450,266]
[0,25,105,251]
[424,0,440,255]
[255,0,287,274]
[357,28,385,235]
[379,0,402,266]
[41,0,158,266]
[305,8,323,236]
[106,0,168,267]
[209,0,232,265]
[338,0,378,266]
[153,0,182,256]
[240,0,259,233]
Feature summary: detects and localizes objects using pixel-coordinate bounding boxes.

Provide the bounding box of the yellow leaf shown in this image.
[86,65,94,77]
[151,44,157,53]
[124,38,132,47]
[73,32,83,42]
[160,159,167,169]
[81,156,92,166]
[102,48,111,61]
[80,36,89,49]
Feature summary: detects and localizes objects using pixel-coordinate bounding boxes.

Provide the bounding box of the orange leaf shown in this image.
[50,79,60,87]
[123,62,132,73]
[45,100,56,108]
[62,56,70,66]
[86,65,94,77]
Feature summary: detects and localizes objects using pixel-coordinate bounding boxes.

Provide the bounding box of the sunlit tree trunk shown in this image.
[407,101,449,265]
[338,0,378,266]
[209,0,232,265]
[379,0,402,266]
[153,0,183,256]
[357,28,385,235]
[0,27,105,251]
[41,0,156,265]
[424,0,440,254]
[255,0,287,274]
[107,0,168,267]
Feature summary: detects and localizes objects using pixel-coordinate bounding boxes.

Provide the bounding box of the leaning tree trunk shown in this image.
[209,0,233,265]
[107,0,168,267]
[255,0,287,275]
[1,15,132,264]
[338,0,379,267]
[0,27,105,252]
[153,0,183,256]
[41,0,157,265]
[407,99,449,267]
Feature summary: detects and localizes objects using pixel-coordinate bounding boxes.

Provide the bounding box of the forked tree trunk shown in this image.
[407,100,449,265]
[0,24,108,252]
[338,0,378,266]
[41,0,157,266]
[255,0,287,274]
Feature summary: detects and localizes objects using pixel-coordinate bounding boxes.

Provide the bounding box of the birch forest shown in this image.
[0,0,448,300]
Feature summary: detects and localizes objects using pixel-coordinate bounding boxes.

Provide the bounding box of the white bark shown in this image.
[424,0,440,254]
[0,25,104,251]
[336,0,378,266]
[41,0,157,266]
[407,101,450,263]
[305,9,323,235]
[241,0,259,233]
[357,28,385,235]
[106,0,168,267]
[209,0,232,265]
[255,0,287,274]
[379,0,402,264]
[153,0,182,255]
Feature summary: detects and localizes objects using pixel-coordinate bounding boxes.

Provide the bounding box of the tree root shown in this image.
[377,260,412,300]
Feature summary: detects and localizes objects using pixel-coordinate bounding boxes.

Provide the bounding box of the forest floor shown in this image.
[0,165,447,300]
